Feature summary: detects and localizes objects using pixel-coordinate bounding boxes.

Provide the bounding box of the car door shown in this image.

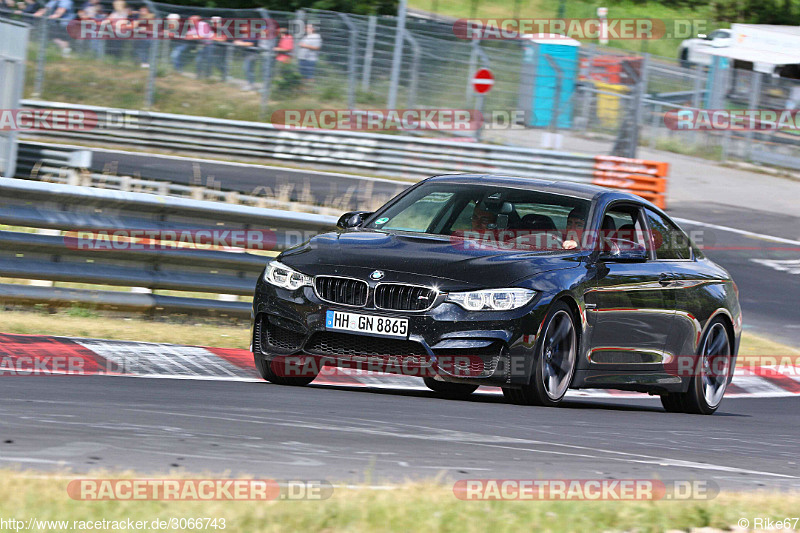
[642,207,701,361]
[585,203,677,367]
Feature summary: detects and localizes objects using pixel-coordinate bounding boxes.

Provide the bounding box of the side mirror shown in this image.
[599,239,648,263]
[337,211,373,229]
[698,33,708,40]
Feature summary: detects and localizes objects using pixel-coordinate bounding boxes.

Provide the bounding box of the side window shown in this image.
[601,205,649,252]
[645,209,692,260]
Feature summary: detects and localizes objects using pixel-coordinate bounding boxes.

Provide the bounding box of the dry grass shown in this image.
[0,469,798,532]
[0,309,249,349]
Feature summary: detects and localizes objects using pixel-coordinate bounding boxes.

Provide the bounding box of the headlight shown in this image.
[264,261,312,290]
[446,288,535,311]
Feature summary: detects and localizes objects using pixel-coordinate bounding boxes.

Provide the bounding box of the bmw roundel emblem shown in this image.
[370,270,384,281]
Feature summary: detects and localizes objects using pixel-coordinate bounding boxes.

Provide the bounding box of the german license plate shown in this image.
[325,310,409,339]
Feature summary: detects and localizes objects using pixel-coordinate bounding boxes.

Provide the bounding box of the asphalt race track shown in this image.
[5,146,800,488]
[1,376,799,491]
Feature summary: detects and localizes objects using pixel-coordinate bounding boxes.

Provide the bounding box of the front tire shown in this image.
[254,352,318,386]
[423,377,478,398]
[503,301,577,407]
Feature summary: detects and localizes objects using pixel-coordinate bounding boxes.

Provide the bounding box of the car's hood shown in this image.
[278,230,583,289]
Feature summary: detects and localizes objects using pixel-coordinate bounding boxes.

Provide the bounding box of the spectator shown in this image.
[186,15,214,78]
[274,26,293,63]
[168,13,194,73]
[77,0,101,19]
[133,4,155,68]
[297,23,321,82]
[34,0,76,57]
[233,34,259,91]
[104,0,130,58]
[199,15,228,80]
[74,0,103,55]
[14,0,42,16]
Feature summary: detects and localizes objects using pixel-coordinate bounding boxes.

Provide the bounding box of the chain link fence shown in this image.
[3,2,800,167]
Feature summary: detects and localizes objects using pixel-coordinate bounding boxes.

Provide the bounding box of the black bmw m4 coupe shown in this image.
[252,175,741,414]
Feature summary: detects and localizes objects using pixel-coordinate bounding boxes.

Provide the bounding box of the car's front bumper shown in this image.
[251,278,546,387]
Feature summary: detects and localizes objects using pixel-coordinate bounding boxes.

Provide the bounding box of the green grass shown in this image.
[0,469,799,532]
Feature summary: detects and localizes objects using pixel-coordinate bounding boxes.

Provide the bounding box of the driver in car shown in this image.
[471,203,498,231]
[563,206,586,250]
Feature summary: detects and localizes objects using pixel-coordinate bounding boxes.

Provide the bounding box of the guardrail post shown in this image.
[338,13,358,110]
[32,17,48,98]
[360,15,377,92]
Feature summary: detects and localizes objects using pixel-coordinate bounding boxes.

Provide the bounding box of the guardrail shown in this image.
[0,177,337,318]
[20,100,670,208]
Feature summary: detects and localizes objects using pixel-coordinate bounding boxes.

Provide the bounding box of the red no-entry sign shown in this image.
[472,68,494,94]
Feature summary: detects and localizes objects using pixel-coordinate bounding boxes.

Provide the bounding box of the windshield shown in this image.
[366,182,592,250]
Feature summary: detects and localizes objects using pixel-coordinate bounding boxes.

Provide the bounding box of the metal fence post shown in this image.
[466,38,478,106]
[360,15,376,92]
[387,0,408,110]
[144,39,159,109]
[292,9,305,62]
[33,16,48,98]
[338,13,357,110]
[403,30,420,108]
[746,71,762,161]
[580,44,595,132]
[222,43,233,82]
[649,103,660,150]
[259,48,275,120]
[633,54,650,156]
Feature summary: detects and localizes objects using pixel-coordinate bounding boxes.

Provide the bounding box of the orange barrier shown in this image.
[592,156,669,209]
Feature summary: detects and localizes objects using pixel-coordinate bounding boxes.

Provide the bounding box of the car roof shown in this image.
[423,173,647,204]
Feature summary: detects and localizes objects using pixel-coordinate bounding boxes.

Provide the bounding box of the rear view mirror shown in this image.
[337,211,373,229]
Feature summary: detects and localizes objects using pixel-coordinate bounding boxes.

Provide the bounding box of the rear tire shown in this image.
[423,377,478,398]
[503,301,577,407]
[660,393,684,413]
[661,319,731,415]
[254,352,317,386]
